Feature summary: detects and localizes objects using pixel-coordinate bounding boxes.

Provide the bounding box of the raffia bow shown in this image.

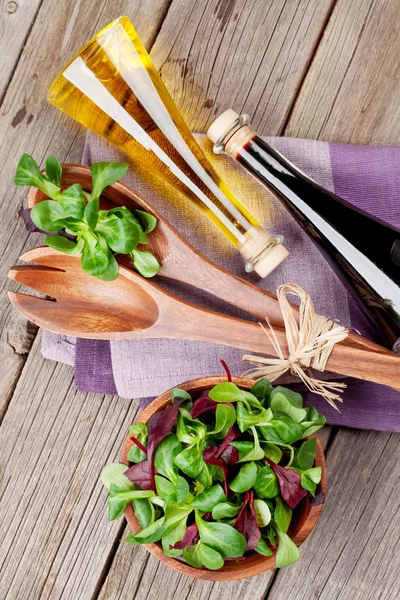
[242,283,349,410]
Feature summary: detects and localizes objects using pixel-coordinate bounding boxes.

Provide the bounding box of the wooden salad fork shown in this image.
[8,247,400,392]
[27,164,389,357]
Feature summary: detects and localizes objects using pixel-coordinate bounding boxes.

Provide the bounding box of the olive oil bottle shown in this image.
[47,17,288,277]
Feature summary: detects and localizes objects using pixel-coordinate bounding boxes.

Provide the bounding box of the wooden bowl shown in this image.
[121,376,327,580]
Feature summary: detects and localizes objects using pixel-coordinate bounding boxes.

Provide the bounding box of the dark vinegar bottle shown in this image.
[208,110,400,351]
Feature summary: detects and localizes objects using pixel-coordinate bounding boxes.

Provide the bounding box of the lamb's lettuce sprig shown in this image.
[15,154,160,280]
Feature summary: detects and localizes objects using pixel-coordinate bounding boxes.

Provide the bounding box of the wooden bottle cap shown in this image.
[253,244,289,278]
[207,109,239,144]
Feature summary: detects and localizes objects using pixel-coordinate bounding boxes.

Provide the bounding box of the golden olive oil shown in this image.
[48,17,287,275]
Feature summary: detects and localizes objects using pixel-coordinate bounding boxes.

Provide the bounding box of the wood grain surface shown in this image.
[1,0,399,598]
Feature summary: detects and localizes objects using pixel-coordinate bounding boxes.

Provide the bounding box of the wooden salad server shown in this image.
[8,247,400,392]
[27,165,388,357]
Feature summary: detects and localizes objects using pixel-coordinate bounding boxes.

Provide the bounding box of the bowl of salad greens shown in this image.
[101,376,327,580]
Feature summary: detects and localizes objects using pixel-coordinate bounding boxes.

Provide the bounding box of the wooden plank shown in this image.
[0,334,140,599]
[266,428,400,600]
[150,0,336,133]
[0,0,43,102]
[0,0,171,424]
[285,0,400,143]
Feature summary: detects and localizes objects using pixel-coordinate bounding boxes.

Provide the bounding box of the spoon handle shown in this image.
[140,299,400,392]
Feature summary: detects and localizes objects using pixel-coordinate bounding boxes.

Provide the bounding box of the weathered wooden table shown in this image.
[1,1,399,598]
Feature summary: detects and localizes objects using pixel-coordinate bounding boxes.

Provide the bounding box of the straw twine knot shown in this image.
[242,283,349,411]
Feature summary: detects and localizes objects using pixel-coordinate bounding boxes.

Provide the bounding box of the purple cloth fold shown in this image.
[42,134,400,431]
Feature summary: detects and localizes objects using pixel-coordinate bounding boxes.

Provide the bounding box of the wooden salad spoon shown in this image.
[8,247,400,392]
[27,164,389,356]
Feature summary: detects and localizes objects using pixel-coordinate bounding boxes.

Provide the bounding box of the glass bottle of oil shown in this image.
[208,109,400,349]
[47,16,288,277]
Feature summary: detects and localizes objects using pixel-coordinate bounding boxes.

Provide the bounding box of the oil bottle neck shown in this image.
[224,125,256,158]
[207,109,256,156]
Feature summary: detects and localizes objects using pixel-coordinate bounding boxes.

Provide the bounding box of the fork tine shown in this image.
[8,291,137,339]
[8,265,68,298]
[8,291,56,329]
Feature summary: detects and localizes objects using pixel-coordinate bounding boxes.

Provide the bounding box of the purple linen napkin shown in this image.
[41,133,400,431]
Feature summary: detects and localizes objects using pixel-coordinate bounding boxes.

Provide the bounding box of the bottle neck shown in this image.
[224,125,256,158]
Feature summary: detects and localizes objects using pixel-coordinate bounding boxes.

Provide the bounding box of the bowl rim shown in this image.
[121,376,327,581]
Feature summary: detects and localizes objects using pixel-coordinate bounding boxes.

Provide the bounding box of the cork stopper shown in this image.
[253,244,289,278]
[237,226,289,278]
[207,109,240,145]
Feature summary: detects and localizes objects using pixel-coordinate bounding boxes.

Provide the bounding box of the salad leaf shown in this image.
[266,459,307,509]
[162,519,188,557]
[171,522,199,550]
[132,249,160,278]
[154,434,181,485]
[190,396,217,418]
[296,437,317,470]
[195,512,247,558]
[237,426,264,462]
[251,378,273,404]
[301,467,322,496]
[15,153,60,198]
[270,389,307,423]
[175,445,205,478]
[254,465,279,499]
[197,542,225,570]
[274,497,292,533]
[80,234,109,276]
[176,476,190,504]
[127,423,148,464]
[132,497,154,529]
[146,399,185,489]
[270,416,304,444]
[209,382,248,405]
[254,499,271,528]
[45,156,62,186]
[84,197,100,229]
[125,460,153,490]
[192,484,225,512]
[107,484,154,520]
[58,184,85,219]
[255,536,273,556]
[182,541,203,568]
[172,388,192,401]
[274,526,300,568]
[136,209,157,234]
[101,463,133,491]
[181,539,224,569]
[155,475,176,500]
[45,235,80,254]
[263,442,283,464]
[30,200,68,232]
[229,462,257,493]
[90,162,129,199]
[210,403,236,435]
[234,490,260,551]
[124,517,167,544]
[212,502,241,520]
[236,402,272,432]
